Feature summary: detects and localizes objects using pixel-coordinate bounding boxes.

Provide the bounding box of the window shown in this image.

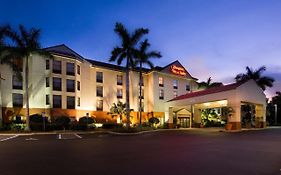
[97,100,103,111]
[96,72,103,83]
[53,77,62,91]
[67,79,75,92]
[46,60,50,70]
[12,93,23,107]
[159,77,164,87]
[53,60,61,74]
[117,75,123,85]
[53,95,62,108]
[159,89,164,100]
[46,77,49,87]
[96,85,103,97]
[46,95,50,105]
[139,77,144,86]
[77,65,80,75]
[186,84,190,91]
[67,96,75,109]
[77,81,80,91]
[173,80,178,89]
[140,102,144,112]
[66,62,75,76]
[13,59,23,72]
[139,89,144,99]
[77,97,80,107]
[12,74,22,89]
[117,88,123,99]
[173,91,178,98]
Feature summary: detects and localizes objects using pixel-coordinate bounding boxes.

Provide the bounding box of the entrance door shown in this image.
[179,117,190,128]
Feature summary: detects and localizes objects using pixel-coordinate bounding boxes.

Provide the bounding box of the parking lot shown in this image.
[0,128,281,175]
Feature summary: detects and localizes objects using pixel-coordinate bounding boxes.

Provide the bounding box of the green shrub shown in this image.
[102,123,123,129]
[10,123,26,131]
[54,116,71,130]
[29,114,49,131]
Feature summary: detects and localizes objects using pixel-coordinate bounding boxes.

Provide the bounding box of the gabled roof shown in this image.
[44,44,84,61]
[168,81,247,102]
[158,60,198,80]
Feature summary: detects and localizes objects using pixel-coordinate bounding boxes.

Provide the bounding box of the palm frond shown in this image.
[109,47,123,62]
[114,23,130,46]
[131,28,149,45]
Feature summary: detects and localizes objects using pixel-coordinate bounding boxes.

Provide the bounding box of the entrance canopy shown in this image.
[165,80,267,130]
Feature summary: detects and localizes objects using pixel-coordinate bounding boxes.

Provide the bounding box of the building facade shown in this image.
[0,44,198,124]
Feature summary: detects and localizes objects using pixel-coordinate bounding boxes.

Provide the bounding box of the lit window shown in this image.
[97,100,103,111]
[12,93,23,107]
[66,79,75,92]
[173,91,178,97]
[173,80,178,89]
[117,88,123,99]
[53,60,61,74]
[159,89,164,100]
[53,95,62,108]
[77,81,80,91]
[46,95,50,105]
[67,96,75,109]
[67,62,75,76]
[53,77,61,91]
[117,75,123,85]
[96,86,103,97]
[46,60,50,70]
[77,65,80,75]
[96,72,103,83]
[12,73,22,89]
[46,77,49,87]
[159,77,164,87]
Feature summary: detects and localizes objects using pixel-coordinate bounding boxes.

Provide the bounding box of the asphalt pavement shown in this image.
[0,128,281,175]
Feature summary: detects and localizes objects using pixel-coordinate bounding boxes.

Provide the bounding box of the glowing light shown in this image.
[204,102,210,106]
[170,65,187,76]
[218,100,227,105]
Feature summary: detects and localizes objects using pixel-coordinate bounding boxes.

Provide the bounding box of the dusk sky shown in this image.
[1,0,280,98]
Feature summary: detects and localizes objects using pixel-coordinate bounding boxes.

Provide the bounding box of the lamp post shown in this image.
[274,104,278,125]
[0,74,5,127]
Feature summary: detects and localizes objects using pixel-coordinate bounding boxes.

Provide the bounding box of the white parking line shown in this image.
[0,135,19,142]
[74,133,82,139]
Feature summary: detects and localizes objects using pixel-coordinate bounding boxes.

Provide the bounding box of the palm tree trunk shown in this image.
[25,55,30,131]
[125,58,130,129]
[139,62,142,129]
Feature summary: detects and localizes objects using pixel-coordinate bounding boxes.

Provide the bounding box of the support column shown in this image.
[228,102,241,130]
[166,107,174,128]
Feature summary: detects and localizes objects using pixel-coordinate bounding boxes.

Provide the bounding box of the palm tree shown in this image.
[134,39,161,128]
[108,101,127,123]
[109,22,148,128]
[197,77,223,90]
[0,25,52,130]
[235,66,274,90]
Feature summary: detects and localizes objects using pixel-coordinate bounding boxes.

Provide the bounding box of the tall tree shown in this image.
[197,77,223,90]
[235,66,274,90]
[108,101,127,123]
[134,39,161,128]
[109,22,148,128]
[0,25,52,130]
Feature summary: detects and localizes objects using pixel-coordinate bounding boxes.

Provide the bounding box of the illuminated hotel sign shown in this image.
[170,65,187,76]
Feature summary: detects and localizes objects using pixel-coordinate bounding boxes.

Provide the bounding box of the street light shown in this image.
[274,104,278,125]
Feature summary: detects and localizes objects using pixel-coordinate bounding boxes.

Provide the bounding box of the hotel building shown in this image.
[0,44,267,130]
[0,44,198,125]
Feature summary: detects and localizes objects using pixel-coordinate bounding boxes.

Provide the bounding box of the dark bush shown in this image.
[54,116,71,130]
[102,123,123,129]
[148,117,160,125]
[79,117,96,125]
[29,114,49,131]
